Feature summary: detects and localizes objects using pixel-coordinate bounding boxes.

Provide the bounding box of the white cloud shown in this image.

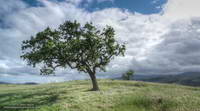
[151,0,159,4]
[163,0,200,20]
[0,0,27,16]
[1,0,200,83]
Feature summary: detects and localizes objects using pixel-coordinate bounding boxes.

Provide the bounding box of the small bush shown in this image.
[122,70,134,80]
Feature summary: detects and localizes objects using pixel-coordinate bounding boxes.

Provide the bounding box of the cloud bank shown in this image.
[0,0,200,83]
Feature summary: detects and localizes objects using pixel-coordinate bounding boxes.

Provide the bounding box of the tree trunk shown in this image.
[89,73,100,91]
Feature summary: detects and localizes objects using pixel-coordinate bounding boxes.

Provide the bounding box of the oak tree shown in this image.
[21,21,126,91]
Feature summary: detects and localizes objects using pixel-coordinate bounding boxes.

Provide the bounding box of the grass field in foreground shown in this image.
[0,79,200,111]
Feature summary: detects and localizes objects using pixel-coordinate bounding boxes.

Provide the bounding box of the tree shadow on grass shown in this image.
[0,91,59,111]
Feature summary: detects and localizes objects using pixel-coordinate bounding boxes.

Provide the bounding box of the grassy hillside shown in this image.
[0,79,200,111]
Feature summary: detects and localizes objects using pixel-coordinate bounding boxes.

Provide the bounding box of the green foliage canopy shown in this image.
[21,21,126,76]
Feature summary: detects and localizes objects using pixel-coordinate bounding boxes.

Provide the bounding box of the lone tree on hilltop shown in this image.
[21,20,126,91]
[122,70,134,80]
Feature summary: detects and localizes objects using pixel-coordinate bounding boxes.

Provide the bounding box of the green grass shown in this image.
[0,79,200,111]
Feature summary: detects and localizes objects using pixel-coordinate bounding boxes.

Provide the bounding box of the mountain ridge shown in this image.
[134,72,200,86]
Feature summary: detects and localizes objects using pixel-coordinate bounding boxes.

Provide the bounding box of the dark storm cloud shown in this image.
[131,18,200,74]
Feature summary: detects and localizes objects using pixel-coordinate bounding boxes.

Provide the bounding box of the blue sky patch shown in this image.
[22,0,167,14]
[86,0,167,14]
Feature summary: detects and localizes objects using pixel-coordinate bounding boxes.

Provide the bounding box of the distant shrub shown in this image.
[122,70,134,80]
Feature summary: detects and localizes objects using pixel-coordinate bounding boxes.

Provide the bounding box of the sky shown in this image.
[0,0,200,83]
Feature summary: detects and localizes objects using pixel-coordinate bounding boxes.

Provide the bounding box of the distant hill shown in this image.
[0,82,10,84]
[134,72,200,87]
[24,82,38,85]
[0,79,200,111]
[0,82,38,85]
